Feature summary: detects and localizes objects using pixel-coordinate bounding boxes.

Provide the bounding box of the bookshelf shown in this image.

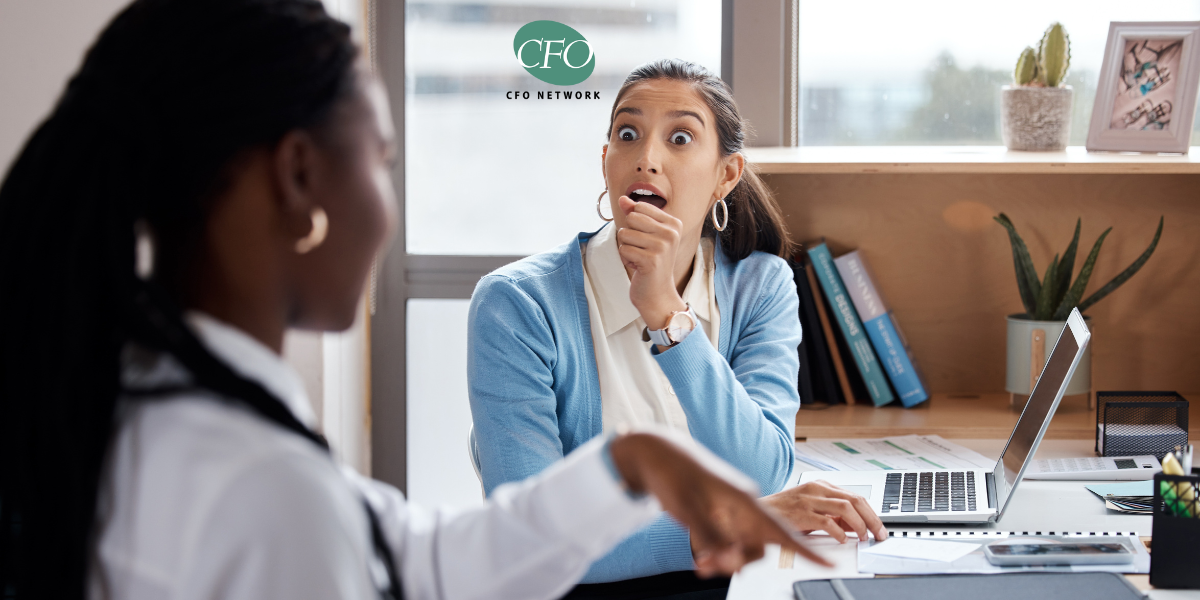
[794,393,1200,440]
[750,147,1200,440]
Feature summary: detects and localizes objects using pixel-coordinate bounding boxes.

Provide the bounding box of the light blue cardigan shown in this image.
[467,226,801,583]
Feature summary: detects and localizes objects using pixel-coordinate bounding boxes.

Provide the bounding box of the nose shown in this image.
[635,139,661,174]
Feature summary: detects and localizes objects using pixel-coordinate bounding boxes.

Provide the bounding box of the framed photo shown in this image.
[1087,22,1200,154]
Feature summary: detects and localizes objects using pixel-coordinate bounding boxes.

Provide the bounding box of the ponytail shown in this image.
[711,165,792,261]
[0,1,356,596]
[607,58,794,261]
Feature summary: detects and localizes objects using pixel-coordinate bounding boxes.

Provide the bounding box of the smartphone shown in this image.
[984,539,1134,566]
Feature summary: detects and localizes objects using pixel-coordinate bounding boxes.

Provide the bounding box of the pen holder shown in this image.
[1095,391,1188,457]
[1151,470,1200,589]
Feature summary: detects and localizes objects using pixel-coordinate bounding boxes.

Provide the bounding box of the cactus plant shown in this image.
[1012,22,1071,87]
[1014,46,1039,86]
[1037,22,1071,87]
[994,214,1163,321]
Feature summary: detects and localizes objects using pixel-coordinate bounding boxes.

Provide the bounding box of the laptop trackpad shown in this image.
[840,485,874,499]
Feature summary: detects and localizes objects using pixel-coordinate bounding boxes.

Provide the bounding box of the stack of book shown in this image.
[791,243,929,408]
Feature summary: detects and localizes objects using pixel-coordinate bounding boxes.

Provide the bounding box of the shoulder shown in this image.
[470,233,588,316]
[98,396,367,595]
[117,397,353,520]
[719,249,795,299]
[487,240,575,283]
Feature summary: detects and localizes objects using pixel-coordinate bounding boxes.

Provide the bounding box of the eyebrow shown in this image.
[613,107,706,127]
[668,110,705,126]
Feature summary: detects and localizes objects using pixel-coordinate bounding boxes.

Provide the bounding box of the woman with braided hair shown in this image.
[0,1,822,598]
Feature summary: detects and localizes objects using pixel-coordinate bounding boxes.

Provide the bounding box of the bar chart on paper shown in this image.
[795,435,994,472]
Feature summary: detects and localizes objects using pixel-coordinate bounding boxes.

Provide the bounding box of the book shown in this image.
[834,250,929,408]
[803,255,857,404]
[789,258,816,405]
[790,254,842,404]
[806,244,895,406]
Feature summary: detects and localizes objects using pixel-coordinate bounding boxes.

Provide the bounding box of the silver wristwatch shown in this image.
[645,305,698,347]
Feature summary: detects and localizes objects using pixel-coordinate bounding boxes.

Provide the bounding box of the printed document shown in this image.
[795,434,993,472]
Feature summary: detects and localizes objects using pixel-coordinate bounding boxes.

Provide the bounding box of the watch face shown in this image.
[667,311,696,341]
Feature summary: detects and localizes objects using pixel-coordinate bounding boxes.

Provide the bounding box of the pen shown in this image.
[1161,451,1197,518]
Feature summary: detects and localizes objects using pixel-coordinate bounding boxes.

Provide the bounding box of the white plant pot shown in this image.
[1006,315,1091,396]
[1001,85,1073,151]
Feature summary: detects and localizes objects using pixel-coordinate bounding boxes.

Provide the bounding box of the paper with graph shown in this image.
[796,435,994,472]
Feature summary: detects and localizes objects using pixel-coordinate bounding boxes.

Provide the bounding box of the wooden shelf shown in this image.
[795,393,1200,441]
[745,146,1200,175]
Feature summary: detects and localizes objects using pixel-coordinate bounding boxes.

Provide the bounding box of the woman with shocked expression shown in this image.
[469,59,885,592]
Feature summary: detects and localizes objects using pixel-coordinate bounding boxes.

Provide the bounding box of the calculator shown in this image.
[1023,455,1161,480]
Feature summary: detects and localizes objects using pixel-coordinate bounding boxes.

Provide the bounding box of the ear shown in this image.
[716,152,745,199]
[601,143,609,184]
[271,130,324,243]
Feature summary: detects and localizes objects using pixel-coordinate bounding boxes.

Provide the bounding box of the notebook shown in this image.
[794,572,1143,600]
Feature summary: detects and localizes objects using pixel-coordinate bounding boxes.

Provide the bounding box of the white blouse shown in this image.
[582,223,721,435]
[89,312,659,600]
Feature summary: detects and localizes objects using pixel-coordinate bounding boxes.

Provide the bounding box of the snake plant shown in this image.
[994,214,1163,321]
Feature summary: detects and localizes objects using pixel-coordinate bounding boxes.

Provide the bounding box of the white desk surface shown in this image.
[727,439,1200,600]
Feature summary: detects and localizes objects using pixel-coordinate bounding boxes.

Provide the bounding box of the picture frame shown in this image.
[1086,21,1200,154]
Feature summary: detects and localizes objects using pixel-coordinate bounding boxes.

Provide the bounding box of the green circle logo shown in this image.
[513,20,595,86]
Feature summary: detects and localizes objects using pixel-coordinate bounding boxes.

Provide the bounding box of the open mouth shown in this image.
[629,188,667,210]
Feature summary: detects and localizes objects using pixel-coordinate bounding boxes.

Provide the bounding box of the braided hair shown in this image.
[0,0,369,596]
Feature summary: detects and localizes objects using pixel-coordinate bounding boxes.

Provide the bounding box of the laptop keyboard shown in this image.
[881,472,978,513]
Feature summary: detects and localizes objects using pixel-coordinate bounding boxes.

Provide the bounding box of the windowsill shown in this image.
[745,146,1200,175]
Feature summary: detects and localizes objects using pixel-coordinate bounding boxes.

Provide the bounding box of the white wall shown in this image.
[0,0,372,473]
[0,0,130,173]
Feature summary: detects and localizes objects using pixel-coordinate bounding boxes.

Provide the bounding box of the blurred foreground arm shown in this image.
[360,431,824,600]
[609,432,831,578]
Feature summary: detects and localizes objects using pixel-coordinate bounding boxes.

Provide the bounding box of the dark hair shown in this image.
[606,58,793,261]
[0,0,358,596]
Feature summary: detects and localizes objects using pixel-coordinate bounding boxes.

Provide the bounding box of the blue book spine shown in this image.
[806,244,895,406]
[834,251,929,408]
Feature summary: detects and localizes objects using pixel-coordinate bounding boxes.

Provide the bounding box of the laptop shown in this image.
[798,308,1091,523]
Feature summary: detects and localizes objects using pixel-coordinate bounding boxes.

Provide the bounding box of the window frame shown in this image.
[370,0,797,492]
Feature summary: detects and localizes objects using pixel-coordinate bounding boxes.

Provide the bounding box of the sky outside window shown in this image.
[800,1,1200,145]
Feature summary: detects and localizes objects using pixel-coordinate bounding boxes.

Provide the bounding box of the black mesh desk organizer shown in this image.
[1094,391,1188,457]
[1150,469,1200,589]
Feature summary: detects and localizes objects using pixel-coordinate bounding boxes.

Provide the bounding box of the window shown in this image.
[404,0,721,256]
[799,1,1200,145]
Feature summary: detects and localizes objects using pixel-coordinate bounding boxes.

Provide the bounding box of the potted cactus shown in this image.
[995,214,1163,400]
[1002,22,1073,151]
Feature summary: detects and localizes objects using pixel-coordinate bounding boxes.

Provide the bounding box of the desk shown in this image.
[728,439,1200,599]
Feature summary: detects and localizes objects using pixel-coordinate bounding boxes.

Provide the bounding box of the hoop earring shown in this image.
[596,189,613,222]
[295,207,329,254]
[711,196,729,232]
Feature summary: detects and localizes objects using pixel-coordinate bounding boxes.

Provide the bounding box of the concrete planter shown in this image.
[1001,85,1073,151]
[1006,314,1091,396]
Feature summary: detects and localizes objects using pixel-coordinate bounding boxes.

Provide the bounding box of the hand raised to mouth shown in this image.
[615,194,689,339]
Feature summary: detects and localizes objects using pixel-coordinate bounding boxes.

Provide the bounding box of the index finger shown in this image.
[820,487,888,540]
[621,194,680,226]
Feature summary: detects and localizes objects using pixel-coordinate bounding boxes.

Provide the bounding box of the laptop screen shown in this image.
[993,309,1090,516]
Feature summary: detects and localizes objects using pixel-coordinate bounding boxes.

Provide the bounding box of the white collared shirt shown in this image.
[582,224,721,435]
[90,312,658,600]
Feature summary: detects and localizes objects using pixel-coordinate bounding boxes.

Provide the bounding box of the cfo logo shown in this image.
[513,20,595,86]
